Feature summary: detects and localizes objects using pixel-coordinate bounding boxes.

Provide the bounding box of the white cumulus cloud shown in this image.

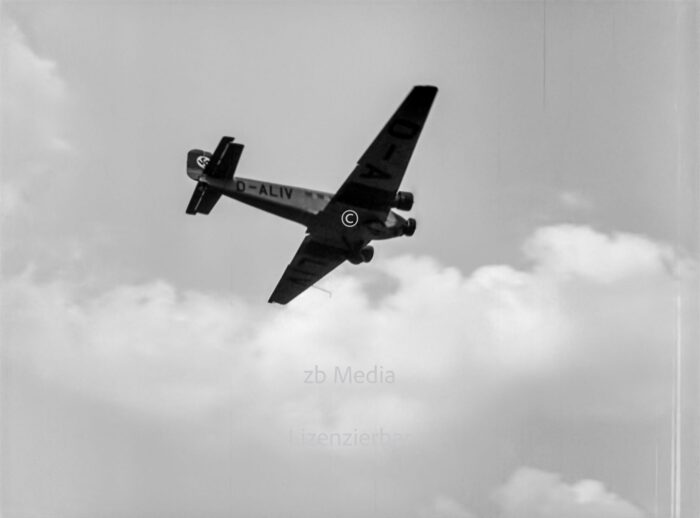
[2,224,690,516]
[3,224,688,424]
[524,225,676,283]
[419,495,477,518]
[493,467,646,518]
[1,19,72,217]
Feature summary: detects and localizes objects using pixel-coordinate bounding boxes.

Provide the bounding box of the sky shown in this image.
[1,1,698,517]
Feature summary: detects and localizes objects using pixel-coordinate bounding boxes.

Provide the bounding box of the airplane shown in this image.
[185,85,438,304]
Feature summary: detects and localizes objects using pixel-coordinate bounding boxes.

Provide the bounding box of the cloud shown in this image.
[524,225,677,283]
[0,182,23,218]
[3,275,256,417]
[419,495,477,518]
[3,224,687,424]
[418,466,646,518]
[493,467,646,518]
[1,19,71,216]
[558,191,593,212]
[4,225,682,420]
[2,224,690,516]
[0,19,67,146]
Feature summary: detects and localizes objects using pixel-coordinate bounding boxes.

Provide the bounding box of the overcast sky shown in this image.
[1,1,698,517]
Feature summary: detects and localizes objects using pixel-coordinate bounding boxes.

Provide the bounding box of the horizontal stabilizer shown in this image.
[186,182,222,215]
[186,136,245,215]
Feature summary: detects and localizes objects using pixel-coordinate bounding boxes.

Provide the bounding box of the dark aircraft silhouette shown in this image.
[185,86,438,304]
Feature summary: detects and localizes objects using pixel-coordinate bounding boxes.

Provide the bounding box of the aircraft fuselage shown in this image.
[200,175,409,247]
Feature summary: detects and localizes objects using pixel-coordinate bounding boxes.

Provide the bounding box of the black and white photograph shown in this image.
[1,1,698,517]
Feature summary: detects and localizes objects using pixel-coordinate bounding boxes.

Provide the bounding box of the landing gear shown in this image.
[404,218,417,237]
[348,246,374,265]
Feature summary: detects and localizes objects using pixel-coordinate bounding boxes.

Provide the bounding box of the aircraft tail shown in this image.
[185,137,244,215]
[187,149,212,181]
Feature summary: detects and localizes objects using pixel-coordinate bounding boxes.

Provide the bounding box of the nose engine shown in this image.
[391,191,414,211]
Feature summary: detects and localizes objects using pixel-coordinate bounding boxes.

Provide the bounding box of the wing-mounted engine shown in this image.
[348,246,374,265]
[391,191,414,211]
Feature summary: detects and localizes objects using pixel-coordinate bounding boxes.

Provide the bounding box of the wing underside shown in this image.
[268,236,347,304]
[328,85,438,217]
[267,87,437,304]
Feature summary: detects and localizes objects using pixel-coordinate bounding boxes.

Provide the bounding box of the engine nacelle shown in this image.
[348,246,374,265]
[391,191,414,211]
[404,218,416,237]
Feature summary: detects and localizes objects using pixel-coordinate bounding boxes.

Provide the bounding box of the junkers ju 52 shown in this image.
[185,86,438,304]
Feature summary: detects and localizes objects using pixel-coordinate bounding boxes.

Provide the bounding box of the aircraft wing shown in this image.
[268,236,347,304]
[327,85,438,217]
